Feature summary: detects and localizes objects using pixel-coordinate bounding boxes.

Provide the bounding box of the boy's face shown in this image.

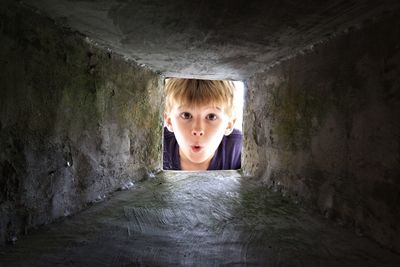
[165,102,235,170]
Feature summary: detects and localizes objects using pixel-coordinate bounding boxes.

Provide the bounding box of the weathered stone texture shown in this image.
[243,13,400,252]
[1,0,400,258]
[22,0,400,80]
[0,2,163,245]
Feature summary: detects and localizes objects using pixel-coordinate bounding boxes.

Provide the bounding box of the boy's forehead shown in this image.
[173,98,224,107]
[176,104,223,111]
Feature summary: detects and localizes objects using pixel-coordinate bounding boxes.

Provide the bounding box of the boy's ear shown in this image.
[164,113,174,132]
[224,118,236,136]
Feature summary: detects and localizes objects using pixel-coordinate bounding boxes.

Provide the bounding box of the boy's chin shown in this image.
[186,153,212,164]
[187,156,208,164]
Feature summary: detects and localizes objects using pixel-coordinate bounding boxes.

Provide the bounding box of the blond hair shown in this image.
[164,78,236,117]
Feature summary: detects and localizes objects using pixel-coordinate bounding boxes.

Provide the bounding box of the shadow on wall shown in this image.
[0,1,163,245]
[242,11,400,253]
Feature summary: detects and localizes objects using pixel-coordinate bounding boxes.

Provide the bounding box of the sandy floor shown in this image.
[1,171,399,266]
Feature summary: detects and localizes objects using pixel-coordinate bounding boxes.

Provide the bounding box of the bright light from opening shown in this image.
[233,81,245,132]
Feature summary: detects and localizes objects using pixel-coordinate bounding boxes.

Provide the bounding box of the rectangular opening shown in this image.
[162,78,245,171]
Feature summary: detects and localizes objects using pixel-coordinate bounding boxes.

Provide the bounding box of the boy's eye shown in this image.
[180,112,192,120]
[206,113,218,121]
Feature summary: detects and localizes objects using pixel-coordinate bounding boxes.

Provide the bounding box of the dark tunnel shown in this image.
[1,0,400,266]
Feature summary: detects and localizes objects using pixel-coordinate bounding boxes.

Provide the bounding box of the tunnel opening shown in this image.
[162,78,245,172]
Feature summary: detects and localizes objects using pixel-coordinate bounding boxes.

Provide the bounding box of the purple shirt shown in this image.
[163,127,242,170]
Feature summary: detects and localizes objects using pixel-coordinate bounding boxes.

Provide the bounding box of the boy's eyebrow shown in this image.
[176,105,224,111]
[177,106,223,111]
[205,106,223,111]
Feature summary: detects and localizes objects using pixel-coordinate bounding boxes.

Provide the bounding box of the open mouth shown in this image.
[191,145,202,153]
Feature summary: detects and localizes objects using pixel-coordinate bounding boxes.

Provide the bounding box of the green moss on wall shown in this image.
[270,76,330,151]
[0,1,163,245]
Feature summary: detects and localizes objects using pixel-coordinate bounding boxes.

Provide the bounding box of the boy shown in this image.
[163,78,242,171]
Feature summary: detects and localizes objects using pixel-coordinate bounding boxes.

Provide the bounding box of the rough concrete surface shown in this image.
[0,1,163,246]
[1,171,399,266]
[20,0,400,80]
[242,11,400,252]
[1,0,400,262]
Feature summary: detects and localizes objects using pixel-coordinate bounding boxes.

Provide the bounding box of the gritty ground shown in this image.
[0,171,399,266]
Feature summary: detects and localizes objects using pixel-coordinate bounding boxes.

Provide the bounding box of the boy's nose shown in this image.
[192,129,204,136]
[192,117,204,136]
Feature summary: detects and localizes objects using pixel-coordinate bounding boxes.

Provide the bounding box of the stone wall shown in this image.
[0,2,163,245]
[243,13,400,252]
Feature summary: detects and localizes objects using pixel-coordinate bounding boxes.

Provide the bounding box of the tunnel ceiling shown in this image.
[22,0,400,80]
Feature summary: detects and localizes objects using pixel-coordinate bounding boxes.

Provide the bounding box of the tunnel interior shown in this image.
[1,0,400,265]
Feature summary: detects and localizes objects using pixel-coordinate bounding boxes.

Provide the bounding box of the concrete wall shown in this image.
[243,13,400,252]
[0,2,163,244]
[2,0,400,256]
